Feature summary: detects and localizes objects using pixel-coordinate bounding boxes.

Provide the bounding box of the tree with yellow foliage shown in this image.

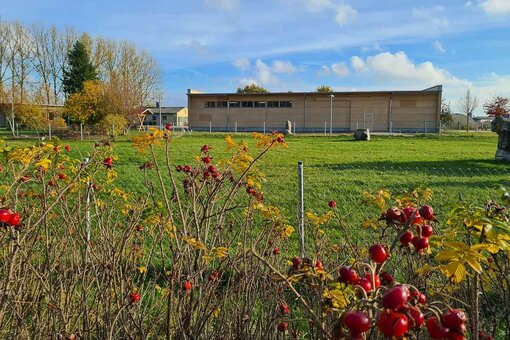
[64,80,106,124]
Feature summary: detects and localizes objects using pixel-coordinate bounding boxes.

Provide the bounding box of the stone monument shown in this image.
[491,117,510,161]
[285,120,293,135]
[354,128,370,141]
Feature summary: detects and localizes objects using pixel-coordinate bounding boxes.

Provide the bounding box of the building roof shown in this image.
[186,86,442,97]
[142,107,185,115]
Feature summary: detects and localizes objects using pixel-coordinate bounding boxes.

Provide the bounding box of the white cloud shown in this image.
[203,0,240,10]
[432,41,446,54]
[465,1,474,7]
[233,57,250,71]
[237,59,299,87]
[350,56,367,72]
[412,6,449,28]
[331,62,350,76]
[351,51,469,88]
[480,0,510,15]
[318,65,332,75]
[335,3,357,26]
[272,60,297,73]
[239,78,259,87]
[254,59,277,85]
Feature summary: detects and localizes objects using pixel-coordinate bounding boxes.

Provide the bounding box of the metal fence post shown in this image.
[84,158,92,246]
[297,161,305,258]
[263,121,266,134]
[235,122,238,134]
[80,124,83,141]
[209,121,212,133]
[48,123,52,139]
[324,122,327,136]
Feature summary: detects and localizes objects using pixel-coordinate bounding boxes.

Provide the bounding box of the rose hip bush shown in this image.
[0,132,505,339]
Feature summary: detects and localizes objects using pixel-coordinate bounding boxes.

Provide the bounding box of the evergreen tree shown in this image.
[63,40,97,96]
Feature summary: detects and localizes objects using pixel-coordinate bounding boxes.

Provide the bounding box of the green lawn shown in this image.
[3,131,509,231]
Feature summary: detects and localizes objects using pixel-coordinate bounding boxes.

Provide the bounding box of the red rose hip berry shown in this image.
[369,244,388,263]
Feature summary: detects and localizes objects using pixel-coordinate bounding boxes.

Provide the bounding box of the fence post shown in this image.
[263,121,266,134]
[80,124,83,141]
[424,120,426,133]
[112,124,115,137]
[297,161,305,258]
[235,121,238,134]
[293,121,296,135]
[84,158,92,246]
[48,123,52,139]
[209,121,212,133]
[324,122,327,136]
[356,121,359,129]
[389,121,393,133]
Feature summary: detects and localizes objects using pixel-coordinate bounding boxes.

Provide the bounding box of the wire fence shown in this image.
[113,161,510,231]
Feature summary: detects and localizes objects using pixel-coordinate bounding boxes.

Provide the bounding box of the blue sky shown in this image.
[2,0,510,114]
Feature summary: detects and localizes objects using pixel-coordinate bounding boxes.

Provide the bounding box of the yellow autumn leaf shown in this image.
[182,237,207,251]
[464,256,483,274]
[446,260,467,283]
[416,264,436,276]
[138,266,147,274]
[211,247,228,258]
[225,134,236,149]
[435,250,459,262]
[35,158,51,170]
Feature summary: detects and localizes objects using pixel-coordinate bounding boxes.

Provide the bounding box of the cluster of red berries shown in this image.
[176,165,192,173]
[139,161,153,170]
[385,205,435,253]
[53,145,71,153]
[426,309,468,339]
[341,283,467,339]
[129,291,141,304]
[0,208,21,229]
[183,280,192,293]
[164,123,172,131]
[103,157,113,169]
[339,265,384,293]
[276,301,290,332]
[208,271,219,282]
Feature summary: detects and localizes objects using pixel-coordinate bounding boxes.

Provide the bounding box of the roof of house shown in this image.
[142,107,185,115]
[186,85,443,97]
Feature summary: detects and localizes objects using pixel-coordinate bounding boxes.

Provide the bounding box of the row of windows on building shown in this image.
[204,101,293,109]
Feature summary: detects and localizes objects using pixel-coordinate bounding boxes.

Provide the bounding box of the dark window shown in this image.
[204,101,216,108]
[279,101,292,108]
[217,101,228,108]
[254,101,266,108]
[152,116,156,121]
[267,101,279,108]
[242,101,254,108]
[163,115,167,121]
[229,101,240,108]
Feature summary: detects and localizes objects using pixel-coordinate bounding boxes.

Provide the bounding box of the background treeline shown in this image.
[0,20,161,132]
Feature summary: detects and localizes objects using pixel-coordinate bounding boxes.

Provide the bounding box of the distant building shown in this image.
[472,116,494,130]
[0,103,64,128]
[141,106,188,127]
[187,86,442,133]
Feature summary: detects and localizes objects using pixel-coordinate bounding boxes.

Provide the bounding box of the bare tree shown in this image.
[458,89,479,118]
[458,89,479,132]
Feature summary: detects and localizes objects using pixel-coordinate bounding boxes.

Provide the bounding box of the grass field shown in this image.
[3,131,509,231]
